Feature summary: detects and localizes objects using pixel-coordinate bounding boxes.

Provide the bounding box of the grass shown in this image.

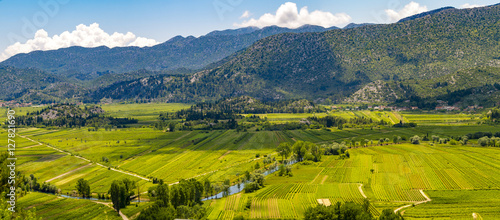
[18,192,121,220]
[401,112,482,125]
[99,102,191,125]
[206,143,500,219]
[1,103,498,219]
[404,190,500,219]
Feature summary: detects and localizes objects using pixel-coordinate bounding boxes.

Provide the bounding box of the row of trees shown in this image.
[0,153,40,218]
[276,141,324,163]
[138,179,206,220]
[160,97,326,121]
[304,200,403,220]
[308,116,379,129]
[15,104,137,128]
[478,136,500,147]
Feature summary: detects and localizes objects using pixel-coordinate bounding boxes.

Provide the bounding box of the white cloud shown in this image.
[240,10,252,19]
[385,2,428,22]
[461,3,484,8]
[235,2,351,28]
[0,23,159,62]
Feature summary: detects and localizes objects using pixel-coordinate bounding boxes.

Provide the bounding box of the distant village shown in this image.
[0,100,34,108]
[0,101,59,108]
[331,100,483,112]
[0,100,484,112]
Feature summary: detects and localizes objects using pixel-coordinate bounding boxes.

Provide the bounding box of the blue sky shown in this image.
[0,0,498,61]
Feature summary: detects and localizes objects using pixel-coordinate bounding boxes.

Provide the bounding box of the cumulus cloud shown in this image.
[235,2,351,28]
[385,2,428,22]
[240,10,252,19]
[461,3,484,8]
[0,23,159,62]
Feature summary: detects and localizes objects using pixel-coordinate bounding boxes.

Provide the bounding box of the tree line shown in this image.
[15,104,137,128]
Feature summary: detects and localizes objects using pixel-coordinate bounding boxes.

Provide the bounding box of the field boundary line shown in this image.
[17,134,150,181]
[21,143,42,149]
[310,168,325,184]
[320,175,328,184]
[46,163,93,182]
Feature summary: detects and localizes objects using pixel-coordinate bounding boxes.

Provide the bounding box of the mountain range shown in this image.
[1,25,338,78]
[2,5,500,108]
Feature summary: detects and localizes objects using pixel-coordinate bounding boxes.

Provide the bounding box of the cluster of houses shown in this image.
[332,103,484,112]
[332,105,419,111]
[434,100,483,111]
[0,101,33,108]
[434,105,483,111]
[367,106,419,111]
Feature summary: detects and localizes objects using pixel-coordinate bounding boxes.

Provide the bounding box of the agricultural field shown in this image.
[12,125,444,187]
[99,102,191,125]
[205,143,500,219]
[404,190,500,219]
[401,112,482,126]
[1,103,499,219]
[18,192,121,220]
[250,110,409,125]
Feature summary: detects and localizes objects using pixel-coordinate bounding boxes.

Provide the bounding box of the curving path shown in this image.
[358,184,367,198]
[91,200,129,220]
[394,190,431,214]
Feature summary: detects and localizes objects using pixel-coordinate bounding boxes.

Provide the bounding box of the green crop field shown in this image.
[249,110,409,125]
[404,190,500,219]
[18,192,121,220]
[205,143,500,219]
[99,102,191,125]
[401,112,482,126]
[2,103,499,220]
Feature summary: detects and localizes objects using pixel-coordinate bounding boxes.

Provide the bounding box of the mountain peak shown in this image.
[398,6,456,23]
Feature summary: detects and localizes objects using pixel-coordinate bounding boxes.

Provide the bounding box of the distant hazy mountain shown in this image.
[88,4,500,105]
[0,25,338,78]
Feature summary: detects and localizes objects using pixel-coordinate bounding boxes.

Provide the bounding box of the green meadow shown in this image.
[1,104,498,219]
[205,144,500,219]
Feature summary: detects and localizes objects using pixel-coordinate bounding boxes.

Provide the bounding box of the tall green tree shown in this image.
[109,180,122,212]
[76,179,91,198]
[109,179,137,212]
[292,141,308,162]
[276,142,292,163]
[156,182,170,206]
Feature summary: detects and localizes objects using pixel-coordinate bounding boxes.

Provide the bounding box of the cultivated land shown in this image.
[17,192,121,220]
[205,144,500,219]
[1,103,499,219]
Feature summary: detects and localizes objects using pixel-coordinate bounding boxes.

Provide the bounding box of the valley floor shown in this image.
[1,105,498,219]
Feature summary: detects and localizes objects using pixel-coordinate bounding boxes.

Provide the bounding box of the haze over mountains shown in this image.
[1,25,339,78]
[2,4,500,107]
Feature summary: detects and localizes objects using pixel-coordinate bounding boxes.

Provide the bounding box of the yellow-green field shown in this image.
[18,192,121,220]
[0,104,498,219]
[100,102,191,125]
[205,143,500,219]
